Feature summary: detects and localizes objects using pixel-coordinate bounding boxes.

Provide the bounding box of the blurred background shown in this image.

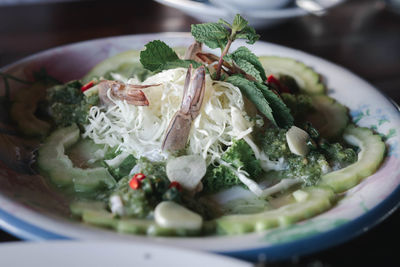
[0,0,400,266]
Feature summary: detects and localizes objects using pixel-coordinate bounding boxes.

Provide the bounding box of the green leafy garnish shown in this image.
[203,139,261,193]
[226,75,293,128]
[139,14,292,129]
[255,82,294,128]
[191,23,229,50]
[47,80,98,126]
[191,14,259,80]
[190,15,294,128]
[190,15,259,50]
[140,40,179,71]
[140,40,201,72]
[229,46,267,81]
[226,75,274,125]
[233,58,263,82]
[221,139,262,177]
[107,154,137,181]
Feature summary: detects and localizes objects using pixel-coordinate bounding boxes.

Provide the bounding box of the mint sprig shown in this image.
[139,15,293,129]
[191,14,259,80]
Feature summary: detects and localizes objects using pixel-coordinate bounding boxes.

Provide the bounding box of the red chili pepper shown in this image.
[267,75,279,85]
[169,181,182,192]
[129,177,141,190]
[81,81,94,92]
[133,173,146,181]
[267,75,290,93]
[129,173,146,190]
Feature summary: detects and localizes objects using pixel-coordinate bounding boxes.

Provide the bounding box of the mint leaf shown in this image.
[218,18,231,28]
[231,46,267,81]
[140,40,202,72]
[232,14,248,32]
[235,26,259,44]
[255,82,294,128]
[226,75,275,125]
[191,23,229,49]
[140,40,179,71]
[234,58,262,82]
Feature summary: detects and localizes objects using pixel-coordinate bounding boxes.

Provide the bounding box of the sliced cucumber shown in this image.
[116,218,156,235]
[259,56,325,95]
[82,50,141,84]
[67,138,104,168]
[73,203,200,236]
[216,187,335,235]
[117,219,193,236]
[307,95,349,140]
[10,82,51,137]
[70,200,107,217]
[37,124,116,192]
[82,47,186,84]
[73,167,115,193]
[118,218,200,236]
[319,125,385,193]
[82,210,118,228]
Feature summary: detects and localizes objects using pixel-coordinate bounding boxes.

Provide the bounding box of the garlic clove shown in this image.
[286,126,310,156]
[154,201,203,230]
[166,154,206,191]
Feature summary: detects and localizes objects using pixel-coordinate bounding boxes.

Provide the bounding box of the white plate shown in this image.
[0,33,399,261]
[155,0,346,28]
[0,241,252,267]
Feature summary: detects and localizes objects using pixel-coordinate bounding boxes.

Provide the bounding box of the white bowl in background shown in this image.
[155,0,346,28]
[210,0,293,12]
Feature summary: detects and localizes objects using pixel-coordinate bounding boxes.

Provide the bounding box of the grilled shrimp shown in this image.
[97,80,159,106]
[162,65,206,151]
[184,41,203,61]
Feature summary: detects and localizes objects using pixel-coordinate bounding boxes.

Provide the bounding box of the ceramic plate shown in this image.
[0,33,399,261]
[154,0,346,28]
[0,241,252,267]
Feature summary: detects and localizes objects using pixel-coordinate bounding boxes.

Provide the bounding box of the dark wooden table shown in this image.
[1,0,400,266]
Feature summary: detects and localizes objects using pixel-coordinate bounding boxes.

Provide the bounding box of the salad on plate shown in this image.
[7,15,385,237]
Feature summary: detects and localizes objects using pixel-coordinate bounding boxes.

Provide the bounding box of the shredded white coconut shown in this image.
[218,160,263,197]
[83,68,253,164]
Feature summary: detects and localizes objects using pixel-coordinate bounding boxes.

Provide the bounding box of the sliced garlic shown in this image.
[292,189,309,202]
[286,126,310,156]
[154,201,203,230]
[166,154,206,191]
[109,195,124,216]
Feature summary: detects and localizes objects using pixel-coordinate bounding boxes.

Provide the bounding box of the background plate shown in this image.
[0,241,252,267]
